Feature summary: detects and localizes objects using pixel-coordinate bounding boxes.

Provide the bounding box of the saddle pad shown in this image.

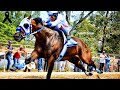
[67,38,78,47]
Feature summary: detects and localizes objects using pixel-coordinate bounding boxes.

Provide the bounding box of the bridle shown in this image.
[18,19,45,39]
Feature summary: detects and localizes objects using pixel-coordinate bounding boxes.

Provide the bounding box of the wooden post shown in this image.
[117,60,120,72]
[3,51,6,72]
[3,65,5,72]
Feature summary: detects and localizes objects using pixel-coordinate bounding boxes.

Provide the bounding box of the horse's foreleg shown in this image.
[46,56,55,79]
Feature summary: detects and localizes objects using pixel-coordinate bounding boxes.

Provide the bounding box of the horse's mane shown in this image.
[33,17,43,26]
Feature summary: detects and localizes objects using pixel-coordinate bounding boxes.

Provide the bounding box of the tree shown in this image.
[70,11,93,35]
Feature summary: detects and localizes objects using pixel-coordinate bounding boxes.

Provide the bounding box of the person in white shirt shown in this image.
[59,61,66,72]
[43,11,71,42]
[99,51,106,72]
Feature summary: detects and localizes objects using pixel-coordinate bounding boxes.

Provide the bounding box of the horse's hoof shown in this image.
[96,69,103,74]
[100,70,103,74]
[85,72,93,76]
[89,72,93,76]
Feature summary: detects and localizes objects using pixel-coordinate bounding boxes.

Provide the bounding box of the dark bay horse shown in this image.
[13,16,102,79]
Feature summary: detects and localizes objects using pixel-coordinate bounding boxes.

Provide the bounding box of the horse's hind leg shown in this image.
[88,60,102,74]
[70,56,92,76]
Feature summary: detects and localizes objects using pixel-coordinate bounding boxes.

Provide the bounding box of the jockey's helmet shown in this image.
[47,11,59,17]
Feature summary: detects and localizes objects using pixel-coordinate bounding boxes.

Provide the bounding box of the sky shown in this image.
[40,11,48,20]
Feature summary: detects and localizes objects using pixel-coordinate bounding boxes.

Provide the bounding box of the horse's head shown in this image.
[13,15,43,42]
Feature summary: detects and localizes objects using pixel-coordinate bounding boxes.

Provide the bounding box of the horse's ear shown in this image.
[28,15,31,20]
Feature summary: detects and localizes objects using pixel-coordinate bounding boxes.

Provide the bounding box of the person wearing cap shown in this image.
[43,11,71,42]
[5,40,13,71]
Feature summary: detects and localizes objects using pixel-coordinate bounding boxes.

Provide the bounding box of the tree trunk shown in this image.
[101,11,109,52]
[65,11,71,25]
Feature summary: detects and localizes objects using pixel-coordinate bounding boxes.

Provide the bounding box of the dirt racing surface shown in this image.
[0,72,120,79]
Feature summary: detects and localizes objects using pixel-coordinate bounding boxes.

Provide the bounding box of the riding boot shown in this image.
[62,30,71,40]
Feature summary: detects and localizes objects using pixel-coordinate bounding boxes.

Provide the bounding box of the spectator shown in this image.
[59,61,66,72]
[5,40,13,71]
[13,45,27,68]
[117,57,120,72]
[38,58,44,72]
[10,45,28,71]
[105,54,111,72]
[99,51,106,73]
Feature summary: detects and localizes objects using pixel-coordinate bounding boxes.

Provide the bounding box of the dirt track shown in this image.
[0,72,120,79]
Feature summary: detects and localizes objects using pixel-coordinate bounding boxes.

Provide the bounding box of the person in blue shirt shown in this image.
[38,58,44,72]
[105,54,111,72]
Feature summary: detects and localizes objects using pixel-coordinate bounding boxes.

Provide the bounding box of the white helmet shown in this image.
[47,11,59,16]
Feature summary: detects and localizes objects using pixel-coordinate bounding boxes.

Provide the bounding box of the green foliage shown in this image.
[0,11,39,47]
[72,11,120,54]
[73,19,98,52]
[0,22,16,42]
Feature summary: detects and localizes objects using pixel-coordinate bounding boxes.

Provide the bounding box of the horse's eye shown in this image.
[24,23,29,29]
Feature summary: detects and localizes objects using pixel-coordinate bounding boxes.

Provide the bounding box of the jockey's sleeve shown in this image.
[46,19,51,23]
[47,18,60,27]
[46,14,64,27]
[45,18,51,23]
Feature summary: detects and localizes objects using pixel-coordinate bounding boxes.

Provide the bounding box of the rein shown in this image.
[24,25,44,42]
[29,26,44,36]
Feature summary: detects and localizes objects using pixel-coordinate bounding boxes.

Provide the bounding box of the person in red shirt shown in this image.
[13,45,27,68]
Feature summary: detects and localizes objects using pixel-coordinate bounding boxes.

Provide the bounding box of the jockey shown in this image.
[43,11,71,41]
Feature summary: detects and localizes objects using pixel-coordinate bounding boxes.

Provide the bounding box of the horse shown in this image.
[13,16,102,79]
